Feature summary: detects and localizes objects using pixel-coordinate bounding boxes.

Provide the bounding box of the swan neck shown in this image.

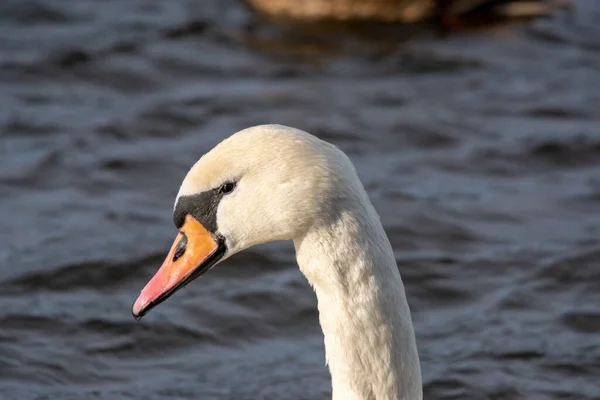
[294,205,422,400]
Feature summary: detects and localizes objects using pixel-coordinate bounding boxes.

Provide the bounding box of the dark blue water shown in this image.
[1,1,599,398]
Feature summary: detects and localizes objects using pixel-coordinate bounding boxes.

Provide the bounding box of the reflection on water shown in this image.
[1,0,599,398]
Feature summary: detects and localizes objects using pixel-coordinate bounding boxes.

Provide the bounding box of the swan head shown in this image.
[132,124,358,319]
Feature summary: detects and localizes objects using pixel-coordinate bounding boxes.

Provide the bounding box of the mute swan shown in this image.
[132,124,422,400]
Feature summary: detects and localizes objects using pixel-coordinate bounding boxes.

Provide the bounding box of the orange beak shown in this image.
[132,215,225,319]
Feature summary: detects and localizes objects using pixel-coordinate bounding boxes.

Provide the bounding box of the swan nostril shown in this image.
[173,233,188,262]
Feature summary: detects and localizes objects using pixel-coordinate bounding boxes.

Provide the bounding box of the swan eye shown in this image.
[219,182,235,194]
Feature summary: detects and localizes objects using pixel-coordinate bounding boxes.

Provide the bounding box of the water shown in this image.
[1,0,599,398]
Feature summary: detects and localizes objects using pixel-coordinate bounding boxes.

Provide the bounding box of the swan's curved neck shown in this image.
[294,198,422,400]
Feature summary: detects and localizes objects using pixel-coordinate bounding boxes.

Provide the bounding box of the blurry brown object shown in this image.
[243,0,572,23]
[245,0,435,22]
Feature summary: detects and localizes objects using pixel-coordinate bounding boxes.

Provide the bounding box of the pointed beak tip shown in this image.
[132,311,144,321]
[132,296,149,321]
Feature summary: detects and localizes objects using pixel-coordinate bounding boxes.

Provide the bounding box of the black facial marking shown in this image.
[174,187,225,232]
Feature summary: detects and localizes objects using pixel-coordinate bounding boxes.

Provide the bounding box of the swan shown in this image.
[132,124,422,400]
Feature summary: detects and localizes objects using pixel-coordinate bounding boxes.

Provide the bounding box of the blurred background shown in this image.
[1,0,599,399]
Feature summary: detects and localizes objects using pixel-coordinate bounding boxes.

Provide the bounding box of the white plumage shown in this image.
[176,124,422,399]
